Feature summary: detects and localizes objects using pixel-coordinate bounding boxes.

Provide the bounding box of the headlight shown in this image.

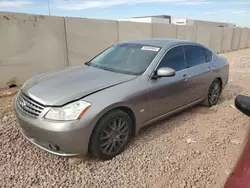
[45,101,91,121]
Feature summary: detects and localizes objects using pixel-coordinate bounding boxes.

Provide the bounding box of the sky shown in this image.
[0,0,250,27]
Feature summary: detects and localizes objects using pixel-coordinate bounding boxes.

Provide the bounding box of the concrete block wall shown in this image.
[118,21,152,41]
[209,27,223,53]
[152,23,177,39]
[65,18,118,66]
[0,12,68,88]
[221,28,234,53]
[231,28,242,51]
[0,12,250,88]
[195,26,212,48]
[177,25,197,42]
[239,28,249,49]
[248,29,250,47]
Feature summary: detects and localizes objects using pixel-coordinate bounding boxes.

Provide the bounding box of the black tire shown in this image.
[202,79,222,107]
[89,110,132,160]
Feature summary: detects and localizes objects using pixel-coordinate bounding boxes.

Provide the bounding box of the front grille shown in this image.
[16,92,44,119]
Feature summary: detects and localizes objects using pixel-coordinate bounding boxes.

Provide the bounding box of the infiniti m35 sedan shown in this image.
[14,39,229,160]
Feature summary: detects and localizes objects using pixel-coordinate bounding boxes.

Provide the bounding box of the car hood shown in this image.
[21,65,136,106]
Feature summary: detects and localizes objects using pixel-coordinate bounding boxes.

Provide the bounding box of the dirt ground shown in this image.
[1,49,250,188]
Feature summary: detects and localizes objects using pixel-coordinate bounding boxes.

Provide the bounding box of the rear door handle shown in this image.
[208,67,214,72]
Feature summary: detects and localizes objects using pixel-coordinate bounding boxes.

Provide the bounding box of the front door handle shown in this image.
[183,74,190,82]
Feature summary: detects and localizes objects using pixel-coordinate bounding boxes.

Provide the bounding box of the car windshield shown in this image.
[87,43,161,75]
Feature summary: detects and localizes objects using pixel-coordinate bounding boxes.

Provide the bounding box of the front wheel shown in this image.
[203,79,222,107]
[89,110,132,160]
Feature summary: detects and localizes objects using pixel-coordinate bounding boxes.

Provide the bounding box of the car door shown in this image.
[184,45,215,104]
[146,45,190,121]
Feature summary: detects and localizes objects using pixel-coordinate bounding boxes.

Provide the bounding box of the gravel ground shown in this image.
[1,49,250,188]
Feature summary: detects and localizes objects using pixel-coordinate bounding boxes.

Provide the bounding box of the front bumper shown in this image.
[14,97,93,157]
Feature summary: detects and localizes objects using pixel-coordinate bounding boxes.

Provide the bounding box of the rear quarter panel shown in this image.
[213,55,229,89]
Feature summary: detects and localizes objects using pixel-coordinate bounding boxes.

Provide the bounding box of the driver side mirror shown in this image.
[153,67,176,79]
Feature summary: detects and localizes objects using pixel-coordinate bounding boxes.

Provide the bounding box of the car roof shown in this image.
[119,38,197,48]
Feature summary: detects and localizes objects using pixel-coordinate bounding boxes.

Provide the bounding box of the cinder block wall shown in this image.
[0,12,249,88]
[0,12,68,88]
[65,17,118,66]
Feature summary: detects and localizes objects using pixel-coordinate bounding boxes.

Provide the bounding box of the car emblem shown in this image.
[20,100,26,107]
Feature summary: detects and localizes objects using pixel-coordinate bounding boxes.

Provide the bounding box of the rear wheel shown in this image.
[203,79,222,107]
[89,110,132,160]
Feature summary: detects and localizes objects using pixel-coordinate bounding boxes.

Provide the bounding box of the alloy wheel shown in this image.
[100,118,129,155]
[208,82,221,105]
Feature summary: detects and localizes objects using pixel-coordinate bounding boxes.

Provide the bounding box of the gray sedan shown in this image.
[14,39,229,160]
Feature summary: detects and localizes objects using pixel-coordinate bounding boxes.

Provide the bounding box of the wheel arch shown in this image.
[216,77,223,87]
[216,77,223,86]
[113,106,136,137]
[88,105,137,152]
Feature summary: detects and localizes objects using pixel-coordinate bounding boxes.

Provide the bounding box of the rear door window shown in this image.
[205,49,213,62]
[185,45,207,67]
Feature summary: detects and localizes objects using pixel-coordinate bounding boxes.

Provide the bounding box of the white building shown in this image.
[119,15,171,24]
[119,15,236,28]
